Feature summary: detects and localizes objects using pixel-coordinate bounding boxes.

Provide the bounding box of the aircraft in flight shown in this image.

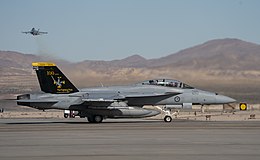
[17,62,236,123]
[22,28,48,36]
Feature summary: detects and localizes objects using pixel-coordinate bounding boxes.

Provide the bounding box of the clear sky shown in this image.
[0,0,260,61]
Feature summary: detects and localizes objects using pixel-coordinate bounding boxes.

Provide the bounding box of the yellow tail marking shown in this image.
[32,62,56,67]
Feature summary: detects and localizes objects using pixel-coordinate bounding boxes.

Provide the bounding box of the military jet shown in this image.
[22,28,48,36]
[17,62,236,123]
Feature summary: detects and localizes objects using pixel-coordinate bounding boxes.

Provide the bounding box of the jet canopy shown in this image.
[138,79,194,89]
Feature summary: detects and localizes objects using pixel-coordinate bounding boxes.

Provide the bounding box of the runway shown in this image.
[0,119,260,160]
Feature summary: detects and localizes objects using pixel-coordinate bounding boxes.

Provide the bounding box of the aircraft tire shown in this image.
[94,115,103,123]
[164,116,172,122]
[64,114,68,118]
[87,115,103,123]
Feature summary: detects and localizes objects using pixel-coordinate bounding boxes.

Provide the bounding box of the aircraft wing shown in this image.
[121,92,180,99]
[22,31,30,34]
[17,92,180,108]
[116,92,181,106]
[39,32,48,34]
[81,98,116,107]
[82,99,116,102]
[80,92,180,107]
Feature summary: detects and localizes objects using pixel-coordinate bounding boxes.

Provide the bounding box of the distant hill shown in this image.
[151,38,260,70]
[0,51,41,68]
[0,51,43,76]
[1,38,260,71]
[73,38,260,70]
[0,38,260,103]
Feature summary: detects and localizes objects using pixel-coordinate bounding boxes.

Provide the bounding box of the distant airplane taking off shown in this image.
[22,28,48,36]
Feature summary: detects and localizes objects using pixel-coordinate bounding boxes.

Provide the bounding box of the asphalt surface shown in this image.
[0,118,260,160]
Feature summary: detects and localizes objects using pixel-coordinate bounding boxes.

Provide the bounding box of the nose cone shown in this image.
[216,95,236,104]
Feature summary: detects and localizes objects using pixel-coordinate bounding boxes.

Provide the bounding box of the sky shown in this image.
[0,0,260,62]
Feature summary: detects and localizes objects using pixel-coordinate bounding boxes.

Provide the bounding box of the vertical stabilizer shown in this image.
[32,62,79,94]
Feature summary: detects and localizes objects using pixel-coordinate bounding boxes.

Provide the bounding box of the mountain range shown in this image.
[0,38,260,103]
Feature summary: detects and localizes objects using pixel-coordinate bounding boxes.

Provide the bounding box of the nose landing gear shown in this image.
[164,115,172,122]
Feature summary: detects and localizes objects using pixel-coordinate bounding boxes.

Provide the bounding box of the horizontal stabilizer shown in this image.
[16,99,58,107]
[17,99,59,103]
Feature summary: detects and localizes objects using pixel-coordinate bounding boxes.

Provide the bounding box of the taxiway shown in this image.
[0,119,260,160]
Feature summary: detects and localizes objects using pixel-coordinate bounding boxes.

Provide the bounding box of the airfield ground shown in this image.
[1,104,260,160]
[0,118,260,160]
[1,110,260,121]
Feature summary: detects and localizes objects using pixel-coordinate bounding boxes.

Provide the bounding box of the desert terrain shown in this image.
[0,38,260,113]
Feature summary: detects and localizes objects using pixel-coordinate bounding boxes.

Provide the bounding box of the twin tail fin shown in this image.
[32,62,79,94]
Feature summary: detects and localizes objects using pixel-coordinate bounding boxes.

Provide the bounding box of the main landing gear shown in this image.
[87,115,103,123]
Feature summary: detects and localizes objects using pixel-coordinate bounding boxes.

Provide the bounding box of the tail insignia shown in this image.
[32,62,79,94]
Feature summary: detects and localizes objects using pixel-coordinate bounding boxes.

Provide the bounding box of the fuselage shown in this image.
[18,83,235,111]
[81,84,235,106]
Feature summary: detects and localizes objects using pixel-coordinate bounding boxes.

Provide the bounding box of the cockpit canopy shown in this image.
[138,79,194,89]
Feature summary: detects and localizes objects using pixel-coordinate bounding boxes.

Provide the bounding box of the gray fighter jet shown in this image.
[22,28,48,36]
[17,62,236,122]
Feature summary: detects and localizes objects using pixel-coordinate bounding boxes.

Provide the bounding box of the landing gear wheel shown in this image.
[164,116,172,122]
[87,115,103,123]
[94,115,103,123]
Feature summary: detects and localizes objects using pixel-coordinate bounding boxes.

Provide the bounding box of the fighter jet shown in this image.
[17,62,236,122]
[22,28,48,36]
